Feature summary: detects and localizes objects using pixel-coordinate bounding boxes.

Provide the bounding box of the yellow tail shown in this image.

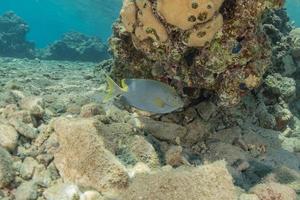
[104,75,126,102]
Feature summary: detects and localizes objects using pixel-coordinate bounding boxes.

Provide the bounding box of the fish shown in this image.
[104,75,184,114]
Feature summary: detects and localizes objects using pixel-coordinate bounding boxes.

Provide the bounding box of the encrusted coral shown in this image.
[110,0,283,106]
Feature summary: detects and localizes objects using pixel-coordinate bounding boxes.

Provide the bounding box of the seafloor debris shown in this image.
[110,0,283,106]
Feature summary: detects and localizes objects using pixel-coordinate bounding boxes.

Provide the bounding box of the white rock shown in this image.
[43,183,82,200]
[0,123,18,151]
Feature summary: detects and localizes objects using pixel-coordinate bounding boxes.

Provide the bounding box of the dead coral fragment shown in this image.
[184,14,223,47]
[157,0,222,30]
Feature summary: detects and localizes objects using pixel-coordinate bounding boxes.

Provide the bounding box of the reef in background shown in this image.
[40,32,110,62]
[110,0,283,106]
[0,12,35,58]
[0,11,110,63]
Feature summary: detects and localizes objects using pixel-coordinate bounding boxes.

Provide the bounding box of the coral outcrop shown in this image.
[0,12,35,58]
[44,32,109,62]
[110,0,283,106]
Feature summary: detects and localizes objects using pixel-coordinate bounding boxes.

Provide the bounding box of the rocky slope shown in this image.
[0,57,299,199]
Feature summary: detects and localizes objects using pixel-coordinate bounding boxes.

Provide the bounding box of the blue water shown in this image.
[0,0,299,48]
[0,0,122,47]
[286,0,300,27]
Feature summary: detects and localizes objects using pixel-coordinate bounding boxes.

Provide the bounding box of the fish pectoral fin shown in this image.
[153,97,166,108]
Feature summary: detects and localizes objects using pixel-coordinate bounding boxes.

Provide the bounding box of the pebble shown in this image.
[15,181,38,200]
[20,157,40,180]
[0,147,14,188]
[0,123,19,151]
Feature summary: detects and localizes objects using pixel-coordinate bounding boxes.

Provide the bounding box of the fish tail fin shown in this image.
[104,75,126,102]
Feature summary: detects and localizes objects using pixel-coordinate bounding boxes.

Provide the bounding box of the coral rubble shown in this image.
[110,0,283,106]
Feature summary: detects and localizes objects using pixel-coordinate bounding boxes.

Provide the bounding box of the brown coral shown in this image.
[111,0,283,106]
[157,0,221,30]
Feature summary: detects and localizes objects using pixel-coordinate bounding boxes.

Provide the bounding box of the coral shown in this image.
[44,32,109,62]
[110,0,283,106]
[156,0,223,30]
[0,12,35,58]
[290,28,300,61]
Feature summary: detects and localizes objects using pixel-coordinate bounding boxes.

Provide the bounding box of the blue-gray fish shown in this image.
[105,75,184,114]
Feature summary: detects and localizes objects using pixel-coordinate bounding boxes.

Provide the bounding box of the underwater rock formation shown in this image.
[290,28,300,64]
[110,0,283,106]
[44,32,109,62]
[0,12,35,58]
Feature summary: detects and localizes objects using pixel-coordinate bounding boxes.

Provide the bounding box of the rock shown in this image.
[165,145,189,167]
[20,157,40,180]
[128,162,151,178]
[121,161,237,200]
[19,96,44,119]
[44,32,109,62]
[43,183,81,200]
[264,73,296,99]
[195,101,217,121]
[0,147,14,188]
[53,117,129,193]
[239,193,259,200]
[204,142,248,166]
[9,119,38,139]
[281,137,300,152]
[184,119,210,145]
[0,123,18,151]
[128,135,160,168]
[264,166,300,192]
[211,126,242,144]
[0,12,35,58]
[14,181,38,200]
[80,103,104,118]
[264,148,300,170]
[81,191,104,200]
[242,128,281,149]
[290,28,300,60]
[32,165,53,187]
[138,117,187,144]
[249,182,296,200]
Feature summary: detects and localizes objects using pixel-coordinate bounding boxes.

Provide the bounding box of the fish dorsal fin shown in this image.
[121,79,129,92]
[153,97,166,108]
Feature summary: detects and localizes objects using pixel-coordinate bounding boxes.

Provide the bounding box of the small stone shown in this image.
[43,183,81,200]
[128,162,151,178]
[138,117,187,144]
[165,145,189,167]
[184,119,210,145]
[250,182,296,200]
[15,181,38,200]
[0,147,14,188]
[239,193,259,200]
[128,135,160,168]
[195,101,217,121]
[0,123,18,151]
[81,191,104,200]
[20,157,40,180]
[9,119,38,139]
[80,103,104,118]
[20,96,45,119]
[211,126,242,144]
